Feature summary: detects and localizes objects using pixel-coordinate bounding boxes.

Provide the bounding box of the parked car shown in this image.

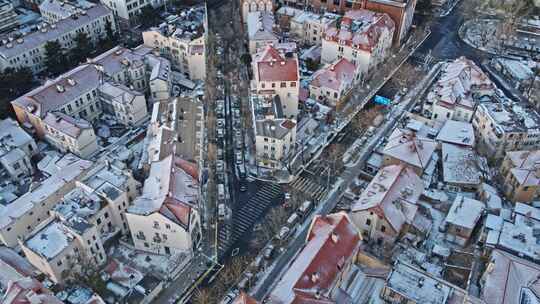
[278,226,292,241]
[298,201,314,217]
[217,128,224,138]
[263,244,275,259]
[286,213,300,226]
[218,204,226,221]
[217,119,226,128]
[217,148,224,160]
[216,160,224,172]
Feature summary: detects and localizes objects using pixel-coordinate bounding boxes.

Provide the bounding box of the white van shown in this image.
[286,213,300,226]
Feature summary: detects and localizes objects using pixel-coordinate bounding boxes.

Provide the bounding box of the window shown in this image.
[290,82,296,87]
[97,218,102,225]
[57,260,63,266]
[153,221,160,229]
[280,82,286,88]
[381,225,386,233]
[366,219,371,226]
[104,212,109,219]
[12,162,21,170]
[272,83,276,88]
[144,242,149,248]
[165,224,171,229]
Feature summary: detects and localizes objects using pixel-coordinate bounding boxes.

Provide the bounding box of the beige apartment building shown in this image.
[99,82,148,125]
[0,159,93,248]
[43,112,99,158]
[126,155,202,255]
[0,5,116,74]
[500,150,540,203]
[473,101,540,160]
[252,45,300,119]
[142,6,206,81]
[21,217,107,283]
[321,9,395,79]
[11,46,168,138]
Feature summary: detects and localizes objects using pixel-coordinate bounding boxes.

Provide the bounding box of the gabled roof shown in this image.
[382,128,437,170]
[254,45,299,82]
[43,111,93,138]
[324,9,395,52]
[268,213,361,304]
[506,150,540,187]
[233,292,259,304]
[310,58,356,92]
[128,155,198,229]
[352,164,423,233]
[482,250,540,304]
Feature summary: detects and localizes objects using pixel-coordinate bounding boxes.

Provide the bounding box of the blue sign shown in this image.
[374,95,391,106]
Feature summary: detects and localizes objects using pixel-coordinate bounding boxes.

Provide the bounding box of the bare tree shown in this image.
[193,288,214,304]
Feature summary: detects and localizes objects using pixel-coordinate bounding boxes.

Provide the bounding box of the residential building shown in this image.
[350,164,424,245]
[443,195,484,246]
[382,260,468,304]
[0,246,39,293]
[321,9,394,79]
[20,217,107,283]
[425,57,494,123]
[500,150,540,203]
[42,112,99,158]
[382,128,437,175]
[0,0,18,33]
[39,0,96,23]
[242,0,273,22]
[440,143,486,190]
[288,10,339,45]
[359,0,417,43]
[473,100,540,159]
[480,249,540,304]
[267,212,362,303]
[1,277,63,304]
[0,118,37,181]
[100,0,150,26]
[142,6,206,81]
[251,44,300,118]
[146,53,173,100]
[247,11,279,54]
[11,46,167,138]
[126,155,202,255]
[435,120,475,147]
[145,95,204,167]
[485,203,540,263]
[309,58,359,107]
[0,4,116,74]
[51,185,126,243]
[99,82,148,125]
[252,94,297,170]
[0,158,93,248]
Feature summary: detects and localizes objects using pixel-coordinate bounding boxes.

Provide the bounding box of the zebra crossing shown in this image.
[290,175,328,203]
[217,183,283,259]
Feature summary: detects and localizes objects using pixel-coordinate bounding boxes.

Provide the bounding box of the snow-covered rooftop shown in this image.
[441,143,485,186]
[386,261,454,304]
[24,221,74,261]
[444,195,484,229]
[128,155,198,228]
[382,128,437,170]
[0,118,35,159]
[481,250,540,304]
[352,164,423,233]
[436,120,474,146]
[0,159,93,230]
[504,150,540,187]
[479,101,540,133]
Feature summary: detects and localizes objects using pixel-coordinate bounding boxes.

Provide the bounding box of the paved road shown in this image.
[252,62,444,301]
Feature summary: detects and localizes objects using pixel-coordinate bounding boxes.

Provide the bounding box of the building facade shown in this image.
[126,155,202,255]
[42,112,99,158]
[242,0,273,22]
[252,45,300,119]
[321,9,394,79]
[309,58,359,107]
[0,4,116,74]
[0,118,38,181]
[500,150,540,203]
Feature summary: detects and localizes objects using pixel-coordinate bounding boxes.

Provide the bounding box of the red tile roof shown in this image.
[268,212,361,304]
[324,9,395,52]
[233,292,259,304]
[256,45,299,82]
[310,58,357,92]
